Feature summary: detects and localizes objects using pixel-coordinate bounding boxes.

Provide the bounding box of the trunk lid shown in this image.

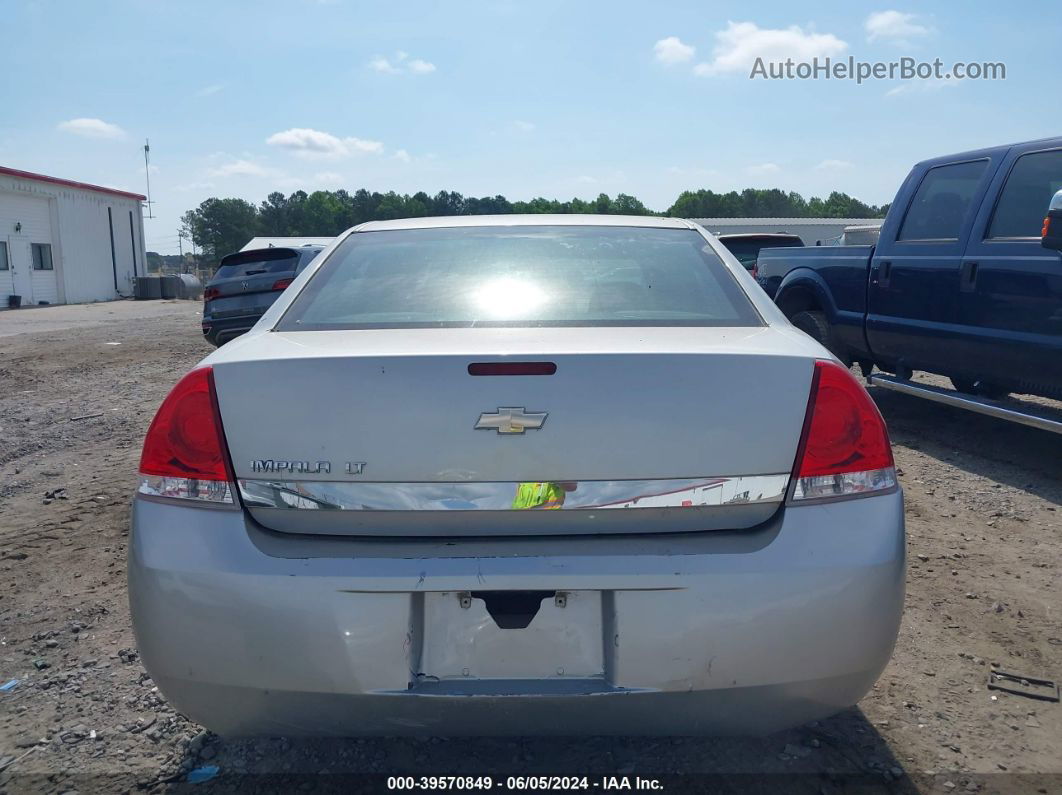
[210,326,819,535]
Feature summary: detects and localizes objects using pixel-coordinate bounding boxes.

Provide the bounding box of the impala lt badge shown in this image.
[250,460,366,474]
[474,407,548,434]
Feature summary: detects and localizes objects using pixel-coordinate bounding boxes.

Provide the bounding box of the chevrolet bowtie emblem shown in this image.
[474,407,548,434]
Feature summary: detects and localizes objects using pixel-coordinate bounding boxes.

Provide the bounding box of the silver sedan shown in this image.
[129,215,904,736]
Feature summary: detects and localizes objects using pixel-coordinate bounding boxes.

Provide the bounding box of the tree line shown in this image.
[669,188,888,220]
[176,187,888,265]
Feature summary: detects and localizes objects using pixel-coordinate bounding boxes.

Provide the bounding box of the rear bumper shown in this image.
[128,491,905,736]
[200,314,260,345]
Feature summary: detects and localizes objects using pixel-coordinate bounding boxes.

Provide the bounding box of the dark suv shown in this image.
[201,245,324,346]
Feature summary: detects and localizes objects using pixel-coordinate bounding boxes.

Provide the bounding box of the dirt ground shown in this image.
[0,300,1059,794]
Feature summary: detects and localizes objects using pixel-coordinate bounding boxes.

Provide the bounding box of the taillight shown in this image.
[272,278,293,291]
[203,287,220,301]
[1043,217,1051,238]
[789,360,896,502]
[137,367,235,505]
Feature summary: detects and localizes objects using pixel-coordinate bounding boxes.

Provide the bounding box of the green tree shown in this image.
[666,187,886,219]
[182,182,888,255]
[180,197,260,265]
[301,191,349,233]
[374,192,408,220]
[612,194,649,215]
[258,192,290,235]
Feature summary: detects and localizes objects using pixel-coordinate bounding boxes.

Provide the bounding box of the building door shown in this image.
[0,241,14,300]
[7,237,34,305]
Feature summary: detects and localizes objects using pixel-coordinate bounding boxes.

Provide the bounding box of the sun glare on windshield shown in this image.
[469,276,550,320]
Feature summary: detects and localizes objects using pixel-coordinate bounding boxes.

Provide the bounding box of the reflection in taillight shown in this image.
[272,278,294,291]
[203,287,220,301]
[137,367,235,505]
[789,360,896,502]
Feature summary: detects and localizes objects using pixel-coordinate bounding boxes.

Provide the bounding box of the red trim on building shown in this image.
[0,165,146,201]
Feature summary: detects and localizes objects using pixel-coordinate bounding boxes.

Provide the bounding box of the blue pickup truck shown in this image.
[758,137,1062,409]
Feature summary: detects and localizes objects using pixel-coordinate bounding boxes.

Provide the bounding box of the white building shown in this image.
[0,166,146,307]
[694,217,883,246]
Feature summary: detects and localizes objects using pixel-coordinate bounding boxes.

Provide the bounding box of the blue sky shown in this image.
[2,0,1058,253]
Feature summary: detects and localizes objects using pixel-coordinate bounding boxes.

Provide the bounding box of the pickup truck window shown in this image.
[987,149,1062,239]
[897,159,989,242]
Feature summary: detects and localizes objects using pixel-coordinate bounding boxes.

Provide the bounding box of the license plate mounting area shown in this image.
[415,590,604,682]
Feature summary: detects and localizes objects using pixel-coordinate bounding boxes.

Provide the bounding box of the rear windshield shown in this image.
[214,249,297,280]
[276,226,762,330]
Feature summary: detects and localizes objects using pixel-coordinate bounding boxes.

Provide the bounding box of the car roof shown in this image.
[353,214,697,233]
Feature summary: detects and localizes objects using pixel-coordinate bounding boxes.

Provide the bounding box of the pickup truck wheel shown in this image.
[950,377,1010,400]
[790,311,847,362]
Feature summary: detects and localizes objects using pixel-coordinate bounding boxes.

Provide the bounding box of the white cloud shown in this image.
[653,36,696,65]
[369,51,436,75]
[815,159,853,170]
[265,127,383,158]
[747,162,781,176]
[195,84,224,97]
[865,10,930,43]
[267,128,346,156]
[885,77,956,96]
[56,117,127,140]
[275,170,347,190]
[175,181,216,192]
[667,165,719,179]
[208,159,273,178]
[512,120,535,133]
[693,21,847,76]
[346,137,384,154]
[392,149,412,163]
[369,56,400,74]
[408,58,436,74]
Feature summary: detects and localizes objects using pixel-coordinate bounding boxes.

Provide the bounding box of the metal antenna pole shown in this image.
[143,139,155,219]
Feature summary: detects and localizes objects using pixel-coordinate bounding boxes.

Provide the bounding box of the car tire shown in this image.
[950,377,1010,399]
[790,310,847,363]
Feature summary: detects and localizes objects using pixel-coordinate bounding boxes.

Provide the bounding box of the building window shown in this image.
[0,241,8,270]
[31,243,54,270]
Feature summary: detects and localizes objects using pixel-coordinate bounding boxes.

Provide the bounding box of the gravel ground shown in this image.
[0,300,1059,794]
